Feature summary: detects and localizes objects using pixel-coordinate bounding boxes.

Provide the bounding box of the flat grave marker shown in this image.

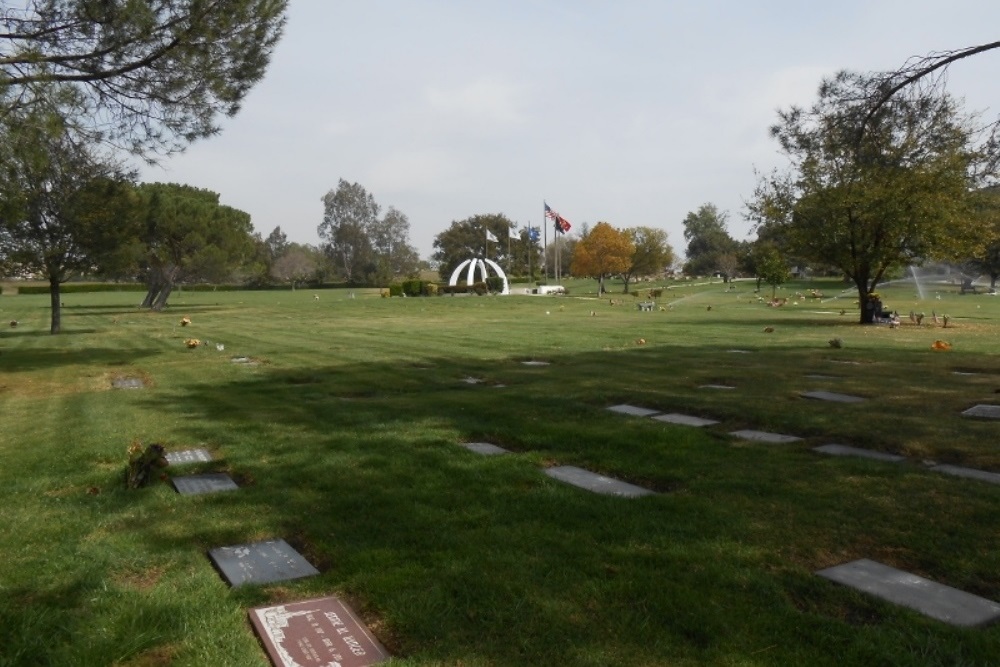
[828,359,861,365]
[249,596,390,667]
[805,374,840,380]
[172,473,239,495]
[813,444,906,463]
[728,349,753,354]
[817,558,1000,627]
[699,384,736,390]
[462,442,510,456]
[652,413,719,427]
[802,390,866,403]
[208,539,319,587]
[931,464,1000,486]
[521,360,551,366]
[606,404,661,418]
[165,448,213,465]
[729,430,803,444]
[111,377,145,389]
[961,404,1000,419]
[462,377,484,385]
[545,465,655,498]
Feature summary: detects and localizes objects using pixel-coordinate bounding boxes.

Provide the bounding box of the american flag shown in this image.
[545,202,572,234]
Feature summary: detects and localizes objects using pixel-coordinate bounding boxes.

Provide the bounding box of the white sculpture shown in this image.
[448,257,510,295]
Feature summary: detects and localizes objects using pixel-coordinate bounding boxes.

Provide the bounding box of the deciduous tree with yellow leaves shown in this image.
[570,222,634,295]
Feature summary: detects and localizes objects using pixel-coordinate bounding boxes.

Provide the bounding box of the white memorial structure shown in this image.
[448,257,510,295]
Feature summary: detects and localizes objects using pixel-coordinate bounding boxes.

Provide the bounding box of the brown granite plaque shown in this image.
[249,596,390,667]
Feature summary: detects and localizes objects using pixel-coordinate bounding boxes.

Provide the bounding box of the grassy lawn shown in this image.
[1,278,999,666]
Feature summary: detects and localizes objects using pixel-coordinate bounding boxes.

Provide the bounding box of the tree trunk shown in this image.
[140,282,160,308]
[152,282,174,311]
[49,278,62,334]
[856,277,875,324]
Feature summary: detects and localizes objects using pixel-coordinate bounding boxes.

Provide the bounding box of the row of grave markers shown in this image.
[137,359,557,664]
[164,448,391,667]
[602,402,1000,628]
[156,357,1000,661]
[467,356,1000,627]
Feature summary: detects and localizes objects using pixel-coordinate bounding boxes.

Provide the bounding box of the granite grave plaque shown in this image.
[729,430,802,444]
[813,444,905,463]
[606,404,661,417]
[699,384,735,390]
[545,465,654,498]
[801,390,866,403]
[805,374,839,380]
[728,349,753,354]
[208,539,319,587]
[165,448,213,465]
[652,413,719,427]
[112,377,145,389]
[462,442,510,456]
[931,464,1000,486]
[817,558,1000,627]
[172,473,239,495]
[961,404,1000,419]
[249,596,390,667]
[521,360,551,366]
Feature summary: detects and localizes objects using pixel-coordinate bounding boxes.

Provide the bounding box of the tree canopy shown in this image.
[748,71,997,323]
[432,213,532,281]
[318,180,420,285]
[681,204,738,277]
[570,222,633,294]
[621,226,673,293]
[0,0,289,156]
[137,182,255,310]
[0,108,141,332]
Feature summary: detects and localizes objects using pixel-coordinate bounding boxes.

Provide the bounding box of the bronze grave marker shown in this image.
[249,596,390,667]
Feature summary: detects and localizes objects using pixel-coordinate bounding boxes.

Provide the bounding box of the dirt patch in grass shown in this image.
[112,564,168,591]
[113,643,181,667]
[285,531,331,573]
[108,369,154,390]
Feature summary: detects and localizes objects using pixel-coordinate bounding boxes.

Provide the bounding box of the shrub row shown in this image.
[16,283,147,295]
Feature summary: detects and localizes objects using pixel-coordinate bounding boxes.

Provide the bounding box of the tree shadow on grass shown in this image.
[0,345,161,372]
[1,328,101,339]
[122,350,1000,664]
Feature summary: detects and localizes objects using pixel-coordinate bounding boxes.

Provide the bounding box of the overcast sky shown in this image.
[138,1,1000,261]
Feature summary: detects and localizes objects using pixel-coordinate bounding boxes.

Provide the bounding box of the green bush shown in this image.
[472,281,488,296]
[486,276,504,293]
[16,283,148,295]
[388,284,403,297]
[423,283,439,296]
[401,279,423,297]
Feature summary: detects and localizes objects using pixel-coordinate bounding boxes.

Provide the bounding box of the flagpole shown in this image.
[527,224,532,281]
[543,205,548,281]
[507,226,511,275]
[555,221,560,283]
